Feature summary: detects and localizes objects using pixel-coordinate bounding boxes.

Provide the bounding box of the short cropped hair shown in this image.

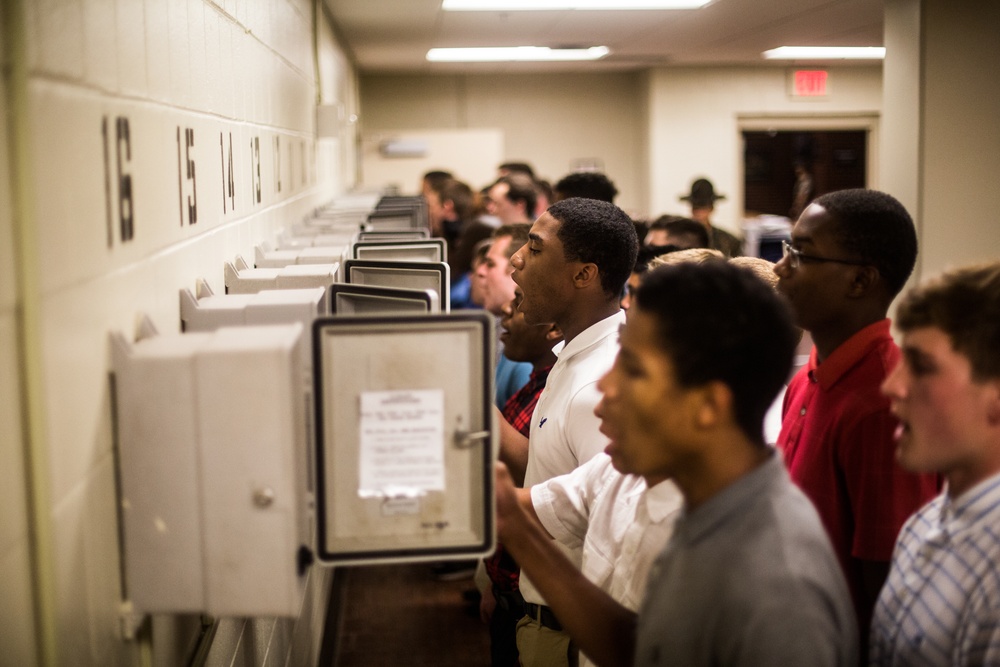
[729,256,779,291]
[813,189,917,297]
[895,262,1000,381]
[648,247,724,270]
[423,170,452,190]
[547,198,638,298]
[499,161,535,178]
[633,246,660,274]
[493,223,531,260]
[648,215,710,249]
[535,179,554,204]
[498,174,538,218]
[471,238,492,267]
[554,172,619,203]
[636,262,798,444]
[431,178,474,221]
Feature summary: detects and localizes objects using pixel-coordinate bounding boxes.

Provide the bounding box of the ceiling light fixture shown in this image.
[442,0,710,10]
[426,46,611,62]
[763,46,886,60]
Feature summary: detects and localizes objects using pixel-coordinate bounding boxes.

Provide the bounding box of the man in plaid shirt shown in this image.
[482,287,562,667]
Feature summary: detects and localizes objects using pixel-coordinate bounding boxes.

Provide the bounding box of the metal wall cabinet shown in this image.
[112,323,309,618]
[349,238,446,264]
[341,259,450,312]
[327,284,440,315]
[313,313,495,565]
[111,311,495,617]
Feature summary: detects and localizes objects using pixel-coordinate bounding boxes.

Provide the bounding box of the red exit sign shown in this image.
[793,70,829,97]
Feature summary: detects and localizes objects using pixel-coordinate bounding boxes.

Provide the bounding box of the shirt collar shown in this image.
[809,318,892,391]
[675,449,784,546]
[527,364,554,384]
[940,470,1000,532]
[645,479,683,523]
[550,310,625,360]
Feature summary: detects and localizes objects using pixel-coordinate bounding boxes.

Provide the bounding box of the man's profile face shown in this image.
[510,213,573,327]
[690,205,712,225]
[595,306,696,482]
[882,326,998,490]
[774,203,857,334]
[620,271,642,313]
[488,182,523,224]
[476,235,517,316]
[499,289,559,363]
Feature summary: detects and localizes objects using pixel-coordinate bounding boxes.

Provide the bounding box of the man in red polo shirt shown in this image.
[774,188,939,658]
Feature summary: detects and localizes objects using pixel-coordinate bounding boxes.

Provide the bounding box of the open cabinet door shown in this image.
[312,312,495,566]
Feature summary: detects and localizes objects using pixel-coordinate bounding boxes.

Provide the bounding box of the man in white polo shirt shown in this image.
[496,197,638,667]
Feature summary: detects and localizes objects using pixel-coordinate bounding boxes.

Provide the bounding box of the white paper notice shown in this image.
[358,389,445,497]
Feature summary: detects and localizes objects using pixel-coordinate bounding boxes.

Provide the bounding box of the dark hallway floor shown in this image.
[326,563,491,666]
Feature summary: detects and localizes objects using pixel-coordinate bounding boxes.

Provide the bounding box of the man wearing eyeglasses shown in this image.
[774,188,940,662]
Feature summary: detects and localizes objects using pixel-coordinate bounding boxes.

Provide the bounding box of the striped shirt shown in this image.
[870,472,1000,666]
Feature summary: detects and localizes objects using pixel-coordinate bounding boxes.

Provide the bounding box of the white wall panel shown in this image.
[360,72,646,217]
[6,0,358,663]
[33,0,86,79]
[0,15,38,661]
[143,0,172,104]
[117,0,148,97]
[83,0,119,92]
[916,0,1000,279]
[0,541,39,665]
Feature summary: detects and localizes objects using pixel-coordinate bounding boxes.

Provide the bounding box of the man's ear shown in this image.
[546,324,564,343]
[985,379,1000,427]
[693,381,734,430]
[847,265,880,298]
[572,262,601,289]
[442,199,456,218]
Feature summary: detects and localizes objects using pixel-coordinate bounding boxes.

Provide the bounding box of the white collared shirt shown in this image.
[520,310,624,606]
[532,454,682,667]
[534,454,682,609]
[523,310,623,487]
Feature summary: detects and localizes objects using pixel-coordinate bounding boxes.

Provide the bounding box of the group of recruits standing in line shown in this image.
[419,163,1000,667]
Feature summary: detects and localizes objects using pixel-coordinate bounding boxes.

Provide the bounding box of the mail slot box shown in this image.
[112,323,309,618]
[181,284,329,331]
[350,238,446,264]
[342,259,450,312]
[312,312,495,565]
[111,311,494,618]
[180,283,328,381]
[224,256,338,294]
[355,230,430,242]
[328,284,440,315]
[254,244,345,268]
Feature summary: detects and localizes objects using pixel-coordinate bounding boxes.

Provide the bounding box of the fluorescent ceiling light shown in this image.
[442,0,710,9]
[763,46,886,60]
[426,46,610,62]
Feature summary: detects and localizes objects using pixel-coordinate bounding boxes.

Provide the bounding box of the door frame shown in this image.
[736,113,880,215]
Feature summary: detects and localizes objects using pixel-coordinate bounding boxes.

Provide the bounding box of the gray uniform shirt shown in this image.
[635,452,858,667]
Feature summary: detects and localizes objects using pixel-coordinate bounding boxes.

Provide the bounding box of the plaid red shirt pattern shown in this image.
[501,364,552,439]
[485,364,553,592]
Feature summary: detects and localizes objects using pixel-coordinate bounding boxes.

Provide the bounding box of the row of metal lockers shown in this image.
[112,193,497,624]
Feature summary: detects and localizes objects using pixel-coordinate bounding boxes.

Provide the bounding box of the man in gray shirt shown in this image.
[495,261,857,666]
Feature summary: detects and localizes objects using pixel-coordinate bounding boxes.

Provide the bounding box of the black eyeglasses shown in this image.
[781,240,868,269]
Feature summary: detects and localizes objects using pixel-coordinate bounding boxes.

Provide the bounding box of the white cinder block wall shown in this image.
[1,1,358,665]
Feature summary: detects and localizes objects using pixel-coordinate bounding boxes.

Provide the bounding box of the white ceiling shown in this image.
[324,0,885,74]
